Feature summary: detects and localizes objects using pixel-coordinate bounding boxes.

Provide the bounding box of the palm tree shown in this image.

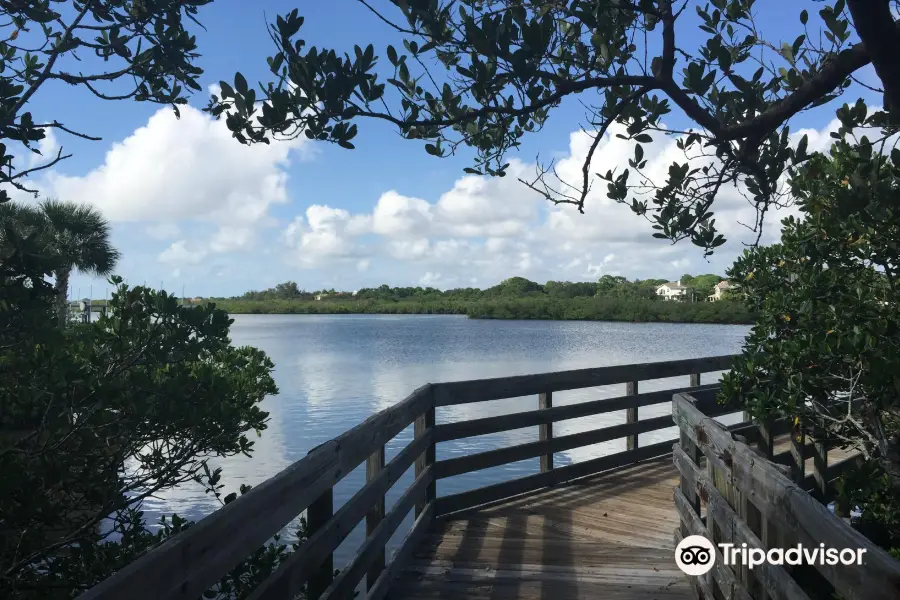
[1,200,120,327]
[40,200,120,327]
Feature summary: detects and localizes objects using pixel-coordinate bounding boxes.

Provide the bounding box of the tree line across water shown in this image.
[211,274,751,324]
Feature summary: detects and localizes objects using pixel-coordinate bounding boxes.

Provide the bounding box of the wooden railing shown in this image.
[80,354,739,600]
[673,392,900,600]
[431,354,738,516]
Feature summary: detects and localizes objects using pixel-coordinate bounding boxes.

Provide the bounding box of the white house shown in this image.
[656,280,691,301]
[708,280,735,302]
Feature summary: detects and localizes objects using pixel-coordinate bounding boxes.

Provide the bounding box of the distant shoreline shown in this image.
[209,298,754,325]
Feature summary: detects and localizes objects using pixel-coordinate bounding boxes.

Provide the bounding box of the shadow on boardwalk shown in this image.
[391,456,692,600]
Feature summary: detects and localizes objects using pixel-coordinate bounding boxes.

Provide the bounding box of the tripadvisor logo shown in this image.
[675,535,867,576]
[676,535,716,576]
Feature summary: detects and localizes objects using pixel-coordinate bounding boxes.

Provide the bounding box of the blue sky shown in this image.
[10,0,880,298]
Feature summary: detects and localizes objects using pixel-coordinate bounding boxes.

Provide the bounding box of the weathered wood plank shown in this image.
[432,355,736,406]
[367,502,435,600]
[674,445,812,600]
[79,384,433,600]
[366,446,386,590]
[247,431,433,600]
[435,437,678,516]
[673,393,900,600]
[306,488,334,600]
[626,381,639,451]
[675,487,754,600]
[321,466,434,600]
[538,392,553,472]
[415,406,436,518]
[433,384,721,442]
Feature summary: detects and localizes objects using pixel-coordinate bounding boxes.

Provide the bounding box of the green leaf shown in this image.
[234,72,248,94]
[796,134,808,160]
[634,133,652,143]
[800,9,808,25]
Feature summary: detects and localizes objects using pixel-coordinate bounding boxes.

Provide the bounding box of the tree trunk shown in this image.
[847,0,900,120]
[54,267,71,329]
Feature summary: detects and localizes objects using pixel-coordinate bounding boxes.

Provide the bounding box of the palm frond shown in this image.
[37,198,121,276]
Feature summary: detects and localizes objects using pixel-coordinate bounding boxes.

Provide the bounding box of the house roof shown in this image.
[715,280,735,290]
[658,281,687,290]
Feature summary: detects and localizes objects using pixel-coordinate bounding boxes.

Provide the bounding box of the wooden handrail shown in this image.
[673,392,900,600]
[245,431,434,600]
[431,357,739,515]
[436,413,679,479]
[433,383,722,442]
[79,384,434,600]
[320,466,434,600]
[432,354,736,405]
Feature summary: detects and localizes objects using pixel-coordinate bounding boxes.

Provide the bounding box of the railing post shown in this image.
[757,417,775,460]
[539,391,553,471]
[625,381,638,451]
[813,438,828,502]
[306,487,333,600]
[790,420,806,484]
[366,445,386,591]
[415,405,436,517]
[689,372,701,387]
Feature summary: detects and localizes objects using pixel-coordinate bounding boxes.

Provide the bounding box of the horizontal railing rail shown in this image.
[673,392,898,600]
[432,354,736,406]
[81,354,742,600]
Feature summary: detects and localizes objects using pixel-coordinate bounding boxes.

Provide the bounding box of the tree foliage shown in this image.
[720,117,900,550]
[0,199,290,597]
[215,274,748,323]
[0,0,211,202]
[0,273,278,596]
[210,0,900,255]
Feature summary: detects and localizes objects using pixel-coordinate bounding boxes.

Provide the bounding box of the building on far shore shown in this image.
[708,280,736,302]
[655,279,691,301]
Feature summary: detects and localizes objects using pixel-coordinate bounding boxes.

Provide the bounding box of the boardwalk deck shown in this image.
[390,441,860,600]
[393,457,690,600]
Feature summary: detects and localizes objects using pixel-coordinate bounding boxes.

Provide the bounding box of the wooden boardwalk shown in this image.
[81,356,888,600]
[392,457,691,600]
[390,439,862,600]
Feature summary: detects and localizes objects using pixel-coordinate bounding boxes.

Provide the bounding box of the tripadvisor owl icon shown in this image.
[676,535,716,576]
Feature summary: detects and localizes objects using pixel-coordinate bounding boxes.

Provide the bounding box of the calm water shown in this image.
[144,314,749,571]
